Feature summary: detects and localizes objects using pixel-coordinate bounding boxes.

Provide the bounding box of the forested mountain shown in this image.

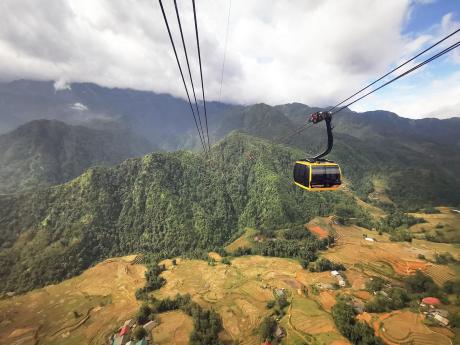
[0,119,153,193]
[1,80,460,208]
[0,133,359,293]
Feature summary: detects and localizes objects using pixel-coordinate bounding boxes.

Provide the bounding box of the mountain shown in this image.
[0,79,238,150]
[0,132,360,293]
[0,119,153,193]
[2,80,460,208]
[221,103,460,209]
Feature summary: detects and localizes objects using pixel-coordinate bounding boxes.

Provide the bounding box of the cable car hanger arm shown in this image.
[308,111,333,161]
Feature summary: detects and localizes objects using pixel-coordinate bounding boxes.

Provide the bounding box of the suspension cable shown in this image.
[158,0,206,152]
[173,0,207,152]
[331,39,460,116]
[329,27,460,113]
[219,0,232,101]
[192,0,211,152]
[280,37,460,143]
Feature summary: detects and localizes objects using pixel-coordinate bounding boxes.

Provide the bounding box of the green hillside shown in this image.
[0,132,362,294]
[0,119,153,193]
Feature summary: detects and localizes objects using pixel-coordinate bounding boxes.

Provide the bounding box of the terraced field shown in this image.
[152,310,193,345]
[154,255,348,344]
[0,256,145,345]
[376,311,452,345]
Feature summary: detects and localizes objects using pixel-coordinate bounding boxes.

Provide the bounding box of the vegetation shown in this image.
[332,296,384,345]
[404,271,447,302]
[259,316,277,341]
[365,276,388,293]
[309,258,346,272]
[0,133,368,293]
[135,294,223,345]
[0,119,152,193]
[135,263,166,300]
[365,288,410,312]
[434,252,457,265]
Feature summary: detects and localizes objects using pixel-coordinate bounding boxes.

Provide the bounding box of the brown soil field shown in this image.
[152,310,193,345]
[322,222,460,282]
[154,255,344,344]
[376,311,452,345]
[353,290,373,301]
[309,225,329,239]
[318,291,337,312]
[0,256,145,345]
[345,269,368,290]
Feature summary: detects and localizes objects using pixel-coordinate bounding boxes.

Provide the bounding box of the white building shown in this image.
[365,237,375,242]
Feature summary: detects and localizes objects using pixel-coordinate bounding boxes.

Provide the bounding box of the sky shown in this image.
[0,0,459,119]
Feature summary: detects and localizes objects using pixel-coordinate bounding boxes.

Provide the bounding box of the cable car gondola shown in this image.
[293,111,342,191]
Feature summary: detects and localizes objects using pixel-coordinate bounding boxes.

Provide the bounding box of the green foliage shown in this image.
[0,119,152,193]
[132,326,147,340]
[135,263,166,300]
[135,294,223,345]
[259,316,277,341]
[443,280,460,294]
[365,288,410,312]
[365,276,388,292]
[404,271,440,296]
[434,252,456,265]
[389,229,413,242]
[378,210,425,232]
[221,257,231,265]
[309,258,346,272]
[332,297,384,345]
[266,300,276,309]
[0,133,366,294]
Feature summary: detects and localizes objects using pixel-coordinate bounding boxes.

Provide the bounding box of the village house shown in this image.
[433,313,449,326]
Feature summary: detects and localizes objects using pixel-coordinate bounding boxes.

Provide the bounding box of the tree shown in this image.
[365,277,388,292]
[133,326,147,340]
[404,271,438,295]
[221,257,231,265]
[259,316,276,341]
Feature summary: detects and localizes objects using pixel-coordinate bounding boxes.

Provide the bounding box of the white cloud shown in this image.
[351,12,460,118]
[0,0,457,119]
[54,77,71,91]
[70,102,88,111]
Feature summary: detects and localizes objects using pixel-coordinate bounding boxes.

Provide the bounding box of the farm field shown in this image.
[373,311,452,345]
[154,255,349,344]
[152,310,193,345]
[0,256,145,345]
[409,207,460,243]
[322,222,459,282]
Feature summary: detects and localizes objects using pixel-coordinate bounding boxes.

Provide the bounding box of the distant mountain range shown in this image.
[1,79,459,209]
[1,79,460,294]
[0,119,152,193]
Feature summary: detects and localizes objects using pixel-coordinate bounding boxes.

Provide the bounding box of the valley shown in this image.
[1,214,458,345]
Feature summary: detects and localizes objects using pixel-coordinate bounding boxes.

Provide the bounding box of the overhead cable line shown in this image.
[331,39,460,116]
[280,35,460,144]
[173,0,207,152]
[219,0,232,101]
[158,0,206,152]
[192,0,211,152]
[329,27,460,113]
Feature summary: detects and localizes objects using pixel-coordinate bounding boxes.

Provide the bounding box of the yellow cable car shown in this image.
[293,111,342,191]
[294,160,341,191]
